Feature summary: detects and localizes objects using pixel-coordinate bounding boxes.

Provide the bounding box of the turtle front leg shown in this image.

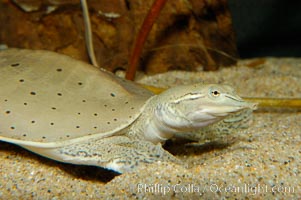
[56,136,180,173]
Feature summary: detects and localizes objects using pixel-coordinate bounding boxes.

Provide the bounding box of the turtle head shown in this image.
[151,84,257,135]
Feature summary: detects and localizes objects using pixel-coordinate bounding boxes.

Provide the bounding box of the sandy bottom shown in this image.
[0,58,300,199]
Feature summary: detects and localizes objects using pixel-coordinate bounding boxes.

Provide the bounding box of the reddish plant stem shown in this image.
[126,0,168,80]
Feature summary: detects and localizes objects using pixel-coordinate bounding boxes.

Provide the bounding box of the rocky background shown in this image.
[0,0,237,73]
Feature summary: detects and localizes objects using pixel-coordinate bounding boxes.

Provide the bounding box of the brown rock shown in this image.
[0,0,238,73]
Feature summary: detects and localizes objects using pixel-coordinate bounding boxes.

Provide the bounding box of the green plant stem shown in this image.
[243,97,301,109]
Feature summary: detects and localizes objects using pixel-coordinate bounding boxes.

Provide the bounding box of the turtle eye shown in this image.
[211,90,220,97]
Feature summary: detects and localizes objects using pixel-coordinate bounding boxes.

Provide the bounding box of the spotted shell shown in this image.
[0,49,153,146]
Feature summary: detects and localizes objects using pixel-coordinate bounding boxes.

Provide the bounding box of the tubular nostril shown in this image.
[251,103,258,110]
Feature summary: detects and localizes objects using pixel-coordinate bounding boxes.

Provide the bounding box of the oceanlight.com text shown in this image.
[137,183,296,196]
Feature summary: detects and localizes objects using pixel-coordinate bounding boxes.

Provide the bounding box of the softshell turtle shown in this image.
[0,49,256,173]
